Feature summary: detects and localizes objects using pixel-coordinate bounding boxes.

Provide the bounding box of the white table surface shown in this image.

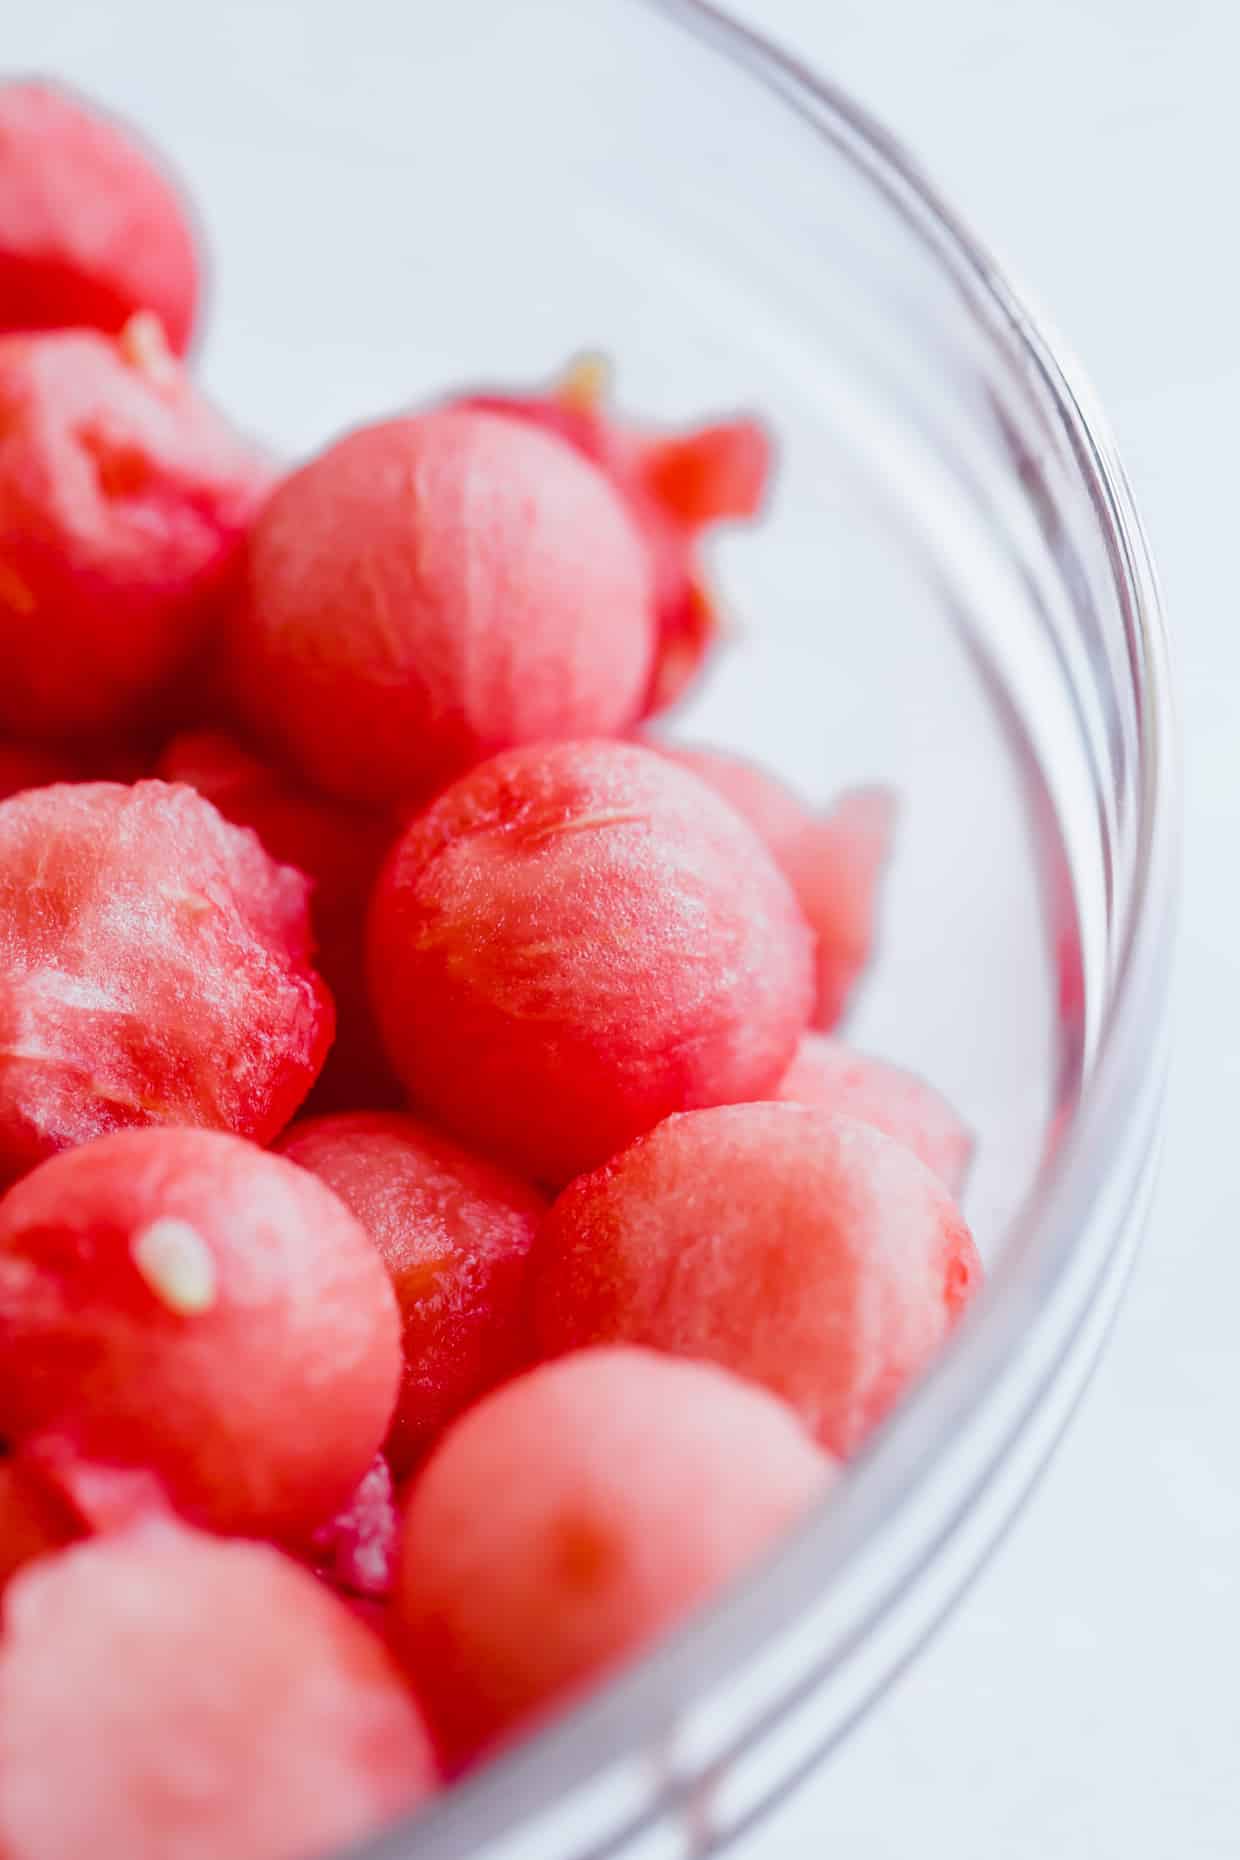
[722,3,1239,1856]
[8,4,1237,1856]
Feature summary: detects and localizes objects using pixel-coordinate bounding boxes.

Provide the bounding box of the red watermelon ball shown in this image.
[0,322,270,742]
[0,81,199,355]
[776,1034,973,1195]
[532,1103,983,1459]
[368,740,815,1186]
[229,408,656,808]
[0,1519,437,1860]
[0,780,332,1187]
[0,1126,401,1538]
[278,1112,546,1471]
[391,1346,830,1769]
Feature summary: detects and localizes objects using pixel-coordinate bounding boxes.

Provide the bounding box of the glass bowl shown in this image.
[15,0,1176,1853]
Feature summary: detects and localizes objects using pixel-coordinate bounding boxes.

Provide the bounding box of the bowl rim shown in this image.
[352,5,1177,1855]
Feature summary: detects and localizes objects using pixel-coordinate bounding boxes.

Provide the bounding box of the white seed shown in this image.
[132,1219,218,1315]
[117,310,177,387]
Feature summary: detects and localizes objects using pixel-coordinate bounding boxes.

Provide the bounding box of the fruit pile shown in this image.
[0,80,982,1860]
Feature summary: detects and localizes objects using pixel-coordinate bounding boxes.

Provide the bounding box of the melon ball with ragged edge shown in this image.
[0,779,333,1187]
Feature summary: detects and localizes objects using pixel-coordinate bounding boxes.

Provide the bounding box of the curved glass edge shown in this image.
[345,7,1179,1858]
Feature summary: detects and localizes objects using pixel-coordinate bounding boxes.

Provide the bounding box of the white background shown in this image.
[7,2,1237,1855]
[724,3,1239,1856]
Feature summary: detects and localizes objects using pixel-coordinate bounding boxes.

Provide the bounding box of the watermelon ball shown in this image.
[0,1459,77,1594]
[532,1103,983,1459]
[0,322,269,742]
[278,1112,546,1470]
[0,1126,401,1538]
[0,81,199,354]
[461,360,772,715]
[776,1035,973,1195]
[0,781,332,1186]
[157,730,400,1112]
[230,408,655,809]
[0,1519,437,1860]
[368,739,814,1186]
[392,1346,830,1769]
[657,743,895,1030]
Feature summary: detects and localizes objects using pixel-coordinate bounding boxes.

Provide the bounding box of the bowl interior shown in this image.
[29,0,1100,1255]
[5,0,1159,1851]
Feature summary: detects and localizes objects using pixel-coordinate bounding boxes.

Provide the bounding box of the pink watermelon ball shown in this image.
[392,1346,830,1769]
[229,408,656,808]
[368,739,814,1186]
[0,323,269,742]
[0,81,199,354]
[278,1112,546,1470]
[656,743,895,1029]
[0,780,333,1187]
[0,1126,401,1538]
[0,1519,437,1860]
[775,1034,973,1195]
[532,1103,982,1459]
